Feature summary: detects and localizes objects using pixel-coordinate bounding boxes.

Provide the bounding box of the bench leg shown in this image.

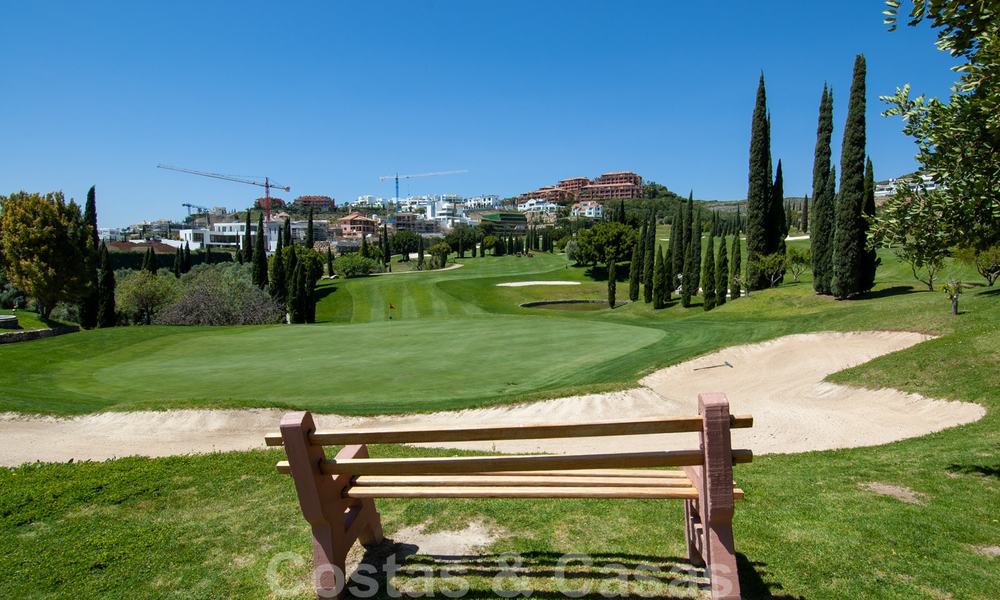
[357,499,384,546]
[705,519,739,600]
[684,499,705,567]
[312,525,349,599]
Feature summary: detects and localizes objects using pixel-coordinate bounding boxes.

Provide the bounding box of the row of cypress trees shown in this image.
[810,55,879,299]
[745,74,789,290]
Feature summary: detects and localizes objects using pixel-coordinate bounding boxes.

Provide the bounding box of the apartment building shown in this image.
[570,201,604,219]
[293,195,336,212]
[521,171,643,204]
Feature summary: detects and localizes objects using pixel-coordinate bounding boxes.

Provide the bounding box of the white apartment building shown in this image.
[425,198,474,229]
[874,173,944,198]
[465,195,499,210]
[179,220,327,253]
[517,198,559,214]
[571,201,603,219]
[353,195,388,208]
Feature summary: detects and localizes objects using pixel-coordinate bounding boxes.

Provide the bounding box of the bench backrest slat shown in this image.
[264,414,753,447]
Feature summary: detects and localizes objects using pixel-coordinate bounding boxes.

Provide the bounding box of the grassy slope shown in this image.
[1,242,998,598]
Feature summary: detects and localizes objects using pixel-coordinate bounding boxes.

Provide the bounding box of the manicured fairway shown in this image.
[0,315,662,414]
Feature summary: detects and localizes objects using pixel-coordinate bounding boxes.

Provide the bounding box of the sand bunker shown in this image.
[496,281,580,287]
[0,331,984,466]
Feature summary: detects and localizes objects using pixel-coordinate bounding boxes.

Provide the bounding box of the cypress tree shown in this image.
[746,73,773,289]
[682,193,693,259]
[360,232,369,258]
[811,85,836,294]
[702,232,717,310]
[663,244,673,302]
[204,245,213,265]
[730,234,742,300]
[252,213,268,288]
[173,247,182,278]
[96,242,116,328]
[716,235,729,306]
[270,232,286,304]
[326,245,334,276]
[671,202,684,284]
[183,242,191,273]
[628,236,641,302]
[303,261,316,324]
[284,218,292,247]
[606,255,617,308]
[306,208,315,248]
[832,54,867,299]
[417,235,425,267]
[681,215,695,308]
[652,245,667,309]
[79,185,100,329]
[642,210,655,303]
[636,223,647,292]
[242,211,252,262]
[860,157,879,292]
[234,248,244,264]
[144,247,159,274]
[691,208,702,294]
[287,263,303,324]
[770,160,787,284]
[801,194,809,233]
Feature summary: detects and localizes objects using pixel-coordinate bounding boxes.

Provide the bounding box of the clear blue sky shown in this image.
[0,1,957,228]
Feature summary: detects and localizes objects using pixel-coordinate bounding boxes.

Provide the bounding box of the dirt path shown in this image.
[0,331,984,466]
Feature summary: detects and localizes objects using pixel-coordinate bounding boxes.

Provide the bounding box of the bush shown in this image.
[564,240,580,264]
[333,253,382,278]
[116,270,180,325]
[155,264,283,325]
[427,242,451,270]
[787,246,811,282]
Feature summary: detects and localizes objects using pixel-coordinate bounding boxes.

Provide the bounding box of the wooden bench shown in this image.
[265,392,752,599]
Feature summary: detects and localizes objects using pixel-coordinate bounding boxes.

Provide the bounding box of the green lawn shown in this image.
[1,243,999,598]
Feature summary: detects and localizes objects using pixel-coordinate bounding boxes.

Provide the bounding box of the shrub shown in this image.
[333,253,382,278]
[564,240,580,264]
[787,246,812,282]
[427,242,451,270]
[155,263,283,325]
[116,270,180,325]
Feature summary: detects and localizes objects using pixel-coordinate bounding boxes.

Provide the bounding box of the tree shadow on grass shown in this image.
[584,265,630,282]
[863,285,918,299]
[947,463,1000,479]
[976,287,1000,297]
[347,541,793,599]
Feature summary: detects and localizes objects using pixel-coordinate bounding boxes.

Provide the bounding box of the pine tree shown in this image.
[252,213,268,288]
[607,255,617,308]
[628,236,641,302]
[96,242,116,328]
[326,245,334,276]
[730,234,742,300]
[79,185,100,329]
[860,157,879,292]
[832,54,867,299]
[691,208,702,294]
[746,73,773,289]
[652,245,667,309]
[716,235,729,306]
[811,85,836,294]
[671,202,684,285]
[702,232,717,310]
[306,208,314,248]
[270,233,286,304]
[243,211,252,262]
[801,194,809,233]
[642,210,656,303]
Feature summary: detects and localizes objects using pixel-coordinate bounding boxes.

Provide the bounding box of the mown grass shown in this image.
[1,242,998,598]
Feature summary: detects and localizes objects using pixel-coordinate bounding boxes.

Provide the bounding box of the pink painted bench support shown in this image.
[280,412,384,598]
[271,394,749,600]
[684,393,741,600]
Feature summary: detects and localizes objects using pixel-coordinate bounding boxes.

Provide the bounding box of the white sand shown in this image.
[496,281,581,287]
[0,331,983,466]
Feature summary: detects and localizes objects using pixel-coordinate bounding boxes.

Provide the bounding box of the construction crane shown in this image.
[181,202,210,216]
[158,164,291,222]
[377,170,467,224]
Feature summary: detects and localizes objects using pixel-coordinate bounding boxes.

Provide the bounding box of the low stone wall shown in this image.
[0,325,80,345]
